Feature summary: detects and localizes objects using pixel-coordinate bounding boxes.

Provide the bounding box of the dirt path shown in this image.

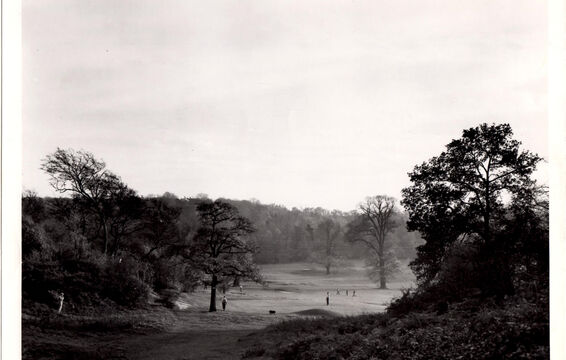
[119,329,256,360]
[111,310,294,360]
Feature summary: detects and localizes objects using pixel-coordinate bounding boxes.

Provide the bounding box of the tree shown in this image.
[22,190,47,223]
[188,200,259,312]
[401,123,542,294]
[107,185,145,256]
[346,195,398,289]
[41,148,124,254]
[140,197,185,260]
[315,218,342,274]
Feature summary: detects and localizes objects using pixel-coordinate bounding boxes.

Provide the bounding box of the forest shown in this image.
[22,149,421,313]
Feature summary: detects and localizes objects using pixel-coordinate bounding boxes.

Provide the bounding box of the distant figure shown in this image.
[221,296,228,311]
[239,285,243,294]
[346,290,348,296]
[336,289,340,295]
[326,292,330,306]
[352,290,356,297]
[57,292,64,314]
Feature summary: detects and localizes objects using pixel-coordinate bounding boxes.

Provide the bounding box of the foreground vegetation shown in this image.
[245,288,548,359]
[22,307,179,360]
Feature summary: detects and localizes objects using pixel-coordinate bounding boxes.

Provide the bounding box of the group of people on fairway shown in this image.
[326,289,356,306]
[221,286,357,310]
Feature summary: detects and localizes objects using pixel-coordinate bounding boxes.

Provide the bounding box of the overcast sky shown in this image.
[23,0,547,211]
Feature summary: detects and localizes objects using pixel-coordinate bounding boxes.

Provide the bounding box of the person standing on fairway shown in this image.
[326,292,330,306]
[222,296,228,311]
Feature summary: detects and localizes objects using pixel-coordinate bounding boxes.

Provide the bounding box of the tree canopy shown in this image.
[401,123,543,293]
[188,200,259,312]
[41,148,131,254]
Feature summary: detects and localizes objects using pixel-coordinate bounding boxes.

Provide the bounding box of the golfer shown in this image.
[221,296,228,311]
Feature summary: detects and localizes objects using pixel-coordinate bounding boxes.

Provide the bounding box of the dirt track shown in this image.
[111,310,295,360]
[120,329,254,360]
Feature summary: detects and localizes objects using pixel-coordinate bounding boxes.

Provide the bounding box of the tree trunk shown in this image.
[102,218,110,254]
[209,274,218,312]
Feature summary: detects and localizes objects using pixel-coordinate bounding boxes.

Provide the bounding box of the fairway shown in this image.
[117,261,416,359]
[178,261,415,317]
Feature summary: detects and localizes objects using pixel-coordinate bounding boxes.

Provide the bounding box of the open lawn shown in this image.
[179,261,415,316]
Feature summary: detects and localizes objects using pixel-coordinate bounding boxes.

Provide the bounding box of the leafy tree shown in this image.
[188,200,259,312]
[107,185,145,256]
[346,195,398,289]
[41,148,125,254]
[401,123,542,294]
[140,197,184,260]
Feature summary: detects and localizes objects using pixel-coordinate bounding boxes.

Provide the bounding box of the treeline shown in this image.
[225,198,421,265]
[22,148,421,312]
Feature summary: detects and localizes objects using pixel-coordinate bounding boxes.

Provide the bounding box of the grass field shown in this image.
[178,261,416,317]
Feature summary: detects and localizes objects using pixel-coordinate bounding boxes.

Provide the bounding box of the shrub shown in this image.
[22,216,52,260]
[103,258,150,308]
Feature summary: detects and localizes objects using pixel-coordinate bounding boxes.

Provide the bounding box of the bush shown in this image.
[22,216,52,260]
[23,256,150,313]
[264,292,549,360]
[103,258,150,308]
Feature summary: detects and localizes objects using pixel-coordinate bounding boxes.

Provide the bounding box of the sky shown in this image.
[22,0,547,211]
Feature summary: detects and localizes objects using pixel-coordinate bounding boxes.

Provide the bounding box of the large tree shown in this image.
[401,123,542,292]
[346,195,398,289]
[41,148,126,254]
[189,200,259,312]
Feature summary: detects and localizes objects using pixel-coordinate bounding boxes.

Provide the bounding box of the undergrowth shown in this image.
[244,289,549,360]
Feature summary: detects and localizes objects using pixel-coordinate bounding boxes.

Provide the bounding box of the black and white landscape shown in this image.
[20,1,549,359]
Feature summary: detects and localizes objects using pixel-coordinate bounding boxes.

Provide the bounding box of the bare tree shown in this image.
[346,195,398,289]
[41,148,123,254]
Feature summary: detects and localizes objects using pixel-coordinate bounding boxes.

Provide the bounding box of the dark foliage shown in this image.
[260,289,548,360]
[188,199,260,312]
[401,123,544,297]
